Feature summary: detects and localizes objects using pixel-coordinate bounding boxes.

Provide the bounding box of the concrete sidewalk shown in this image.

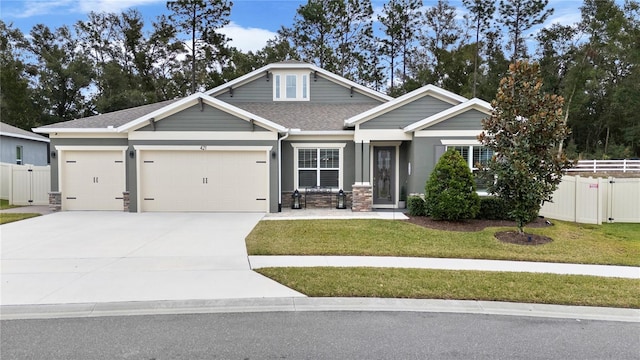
[249,256,640,279]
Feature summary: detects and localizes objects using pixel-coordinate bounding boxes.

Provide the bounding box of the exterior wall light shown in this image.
[291,189,302,209]
[336,189,347,209]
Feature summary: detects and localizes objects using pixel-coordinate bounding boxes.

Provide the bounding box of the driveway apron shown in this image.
[1,212,304,305]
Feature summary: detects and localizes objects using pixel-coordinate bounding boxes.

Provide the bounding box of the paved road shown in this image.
[2,312,638,359]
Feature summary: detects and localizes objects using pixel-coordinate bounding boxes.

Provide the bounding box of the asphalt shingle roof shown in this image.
[0,122,49,141]
[234,102,381,131]
[39,99,180,129]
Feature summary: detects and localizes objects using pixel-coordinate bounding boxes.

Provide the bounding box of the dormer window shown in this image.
[273,71,310,101]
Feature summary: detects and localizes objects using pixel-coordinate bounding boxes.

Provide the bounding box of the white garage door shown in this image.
[61,150,126,211]
[139,150,269,212]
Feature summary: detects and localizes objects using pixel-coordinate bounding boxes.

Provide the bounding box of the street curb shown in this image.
[2,298,638,322]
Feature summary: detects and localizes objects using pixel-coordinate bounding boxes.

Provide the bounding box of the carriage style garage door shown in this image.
[61,150,126,211]
[138,149,269,212]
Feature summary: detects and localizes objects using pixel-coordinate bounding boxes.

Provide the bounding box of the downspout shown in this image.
[278,130,290,212]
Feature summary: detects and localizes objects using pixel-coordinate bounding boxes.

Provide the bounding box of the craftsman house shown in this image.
[34,61,492,212]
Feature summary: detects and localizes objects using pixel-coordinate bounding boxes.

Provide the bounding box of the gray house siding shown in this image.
[137,104,268,132]
[426,109,487,131]
[126,139,279,212]
[281,140,355,193]
[216,73,384,104]
[49,138,128,192]
[1,136,49,166]
[360,96,453,129]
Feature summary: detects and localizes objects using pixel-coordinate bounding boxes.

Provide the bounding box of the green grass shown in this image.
[246,219,640,266]
[258,267,640,308]
[0,199,19,210]
[0,213,40,224]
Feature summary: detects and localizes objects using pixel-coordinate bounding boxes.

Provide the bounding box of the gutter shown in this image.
[277,130,290,212]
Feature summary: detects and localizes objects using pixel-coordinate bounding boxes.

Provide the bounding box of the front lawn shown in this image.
[246,219,640,266]
[0,199,19,210]
[257,267,640,308]
[0,213,40,224]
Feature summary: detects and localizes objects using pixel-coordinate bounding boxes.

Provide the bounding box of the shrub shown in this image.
[407,195,426,216]
[476,196,511,220]
[425,149,480,220]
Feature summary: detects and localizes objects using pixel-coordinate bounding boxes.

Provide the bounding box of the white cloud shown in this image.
[219,22,277,53]
[9,0,74,18]
[77,0,164,14]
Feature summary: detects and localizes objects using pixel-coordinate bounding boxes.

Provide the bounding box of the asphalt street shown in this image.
[2,311,638,360]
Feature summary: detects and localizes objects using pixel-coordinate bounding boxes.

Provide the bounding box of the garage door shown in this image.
[61,150,126,210]
[139,150,269,212]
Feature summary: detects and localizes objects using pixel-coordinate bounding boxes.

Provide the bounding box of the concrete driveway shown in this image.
[1,212,304,305]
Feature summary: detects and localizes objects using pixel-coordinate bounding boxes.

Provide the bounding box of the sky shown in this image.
[1,0,586,53]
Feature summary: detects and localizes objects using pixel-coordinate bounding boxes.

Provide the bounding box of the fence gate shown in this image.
[0,163,51,206]
[608,178,640,223]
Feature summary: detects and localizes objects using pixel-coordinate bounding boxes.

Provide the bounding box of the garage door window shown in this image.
[293,143,345,190]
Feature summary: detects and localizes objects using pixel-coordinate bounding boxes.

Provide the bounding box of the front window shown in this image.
[16,146,23,165]
[293,144,345,189]
[448,145,494,191]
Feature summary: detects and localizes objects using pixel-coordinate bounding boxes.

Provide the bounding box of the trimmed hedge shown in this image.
[476,196,512,220]
[407,196,426,216]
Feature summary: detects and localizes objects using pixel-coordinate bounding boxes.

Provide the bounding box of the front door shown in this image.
[373,146,395,205]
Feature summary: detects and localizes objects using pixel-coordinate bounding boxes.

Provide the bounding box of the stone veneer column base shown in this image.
[123,191,130,212]
[49,192,62,212]
[351,184,373,212]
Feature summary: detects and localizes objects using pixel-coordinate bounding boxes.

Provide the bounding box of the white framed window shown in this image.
[16,145,23,165]
[273,72,310,101]
[447,145,494,192]
[292,143,345,189]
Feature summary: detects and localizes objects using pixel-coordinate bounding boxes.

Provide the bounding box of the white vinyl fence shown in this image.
[540,175,640,224]
[0,162,51,206]
[566,159,640,173]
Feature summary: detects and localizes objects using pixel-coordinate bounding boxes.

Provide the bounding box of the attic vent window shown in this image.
[273,72,309,101]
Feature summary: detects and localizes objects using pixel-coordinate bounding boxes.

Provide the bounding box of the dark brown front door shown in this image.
[373,147,395,205]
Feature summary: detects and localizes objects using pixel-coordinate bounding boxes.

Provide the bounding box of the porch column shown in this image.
[354,140,371,184]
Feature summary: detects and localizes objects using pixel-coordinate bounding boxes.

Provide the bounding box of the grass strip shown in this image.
[247,220,640,266]
[0,199,19,210]
[257,267,640,309]
[0,213,40,224]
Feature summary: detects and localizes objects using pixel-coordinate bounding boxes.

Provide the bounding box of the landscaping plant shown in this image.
[425,148,480,220]
[478,61,572,235]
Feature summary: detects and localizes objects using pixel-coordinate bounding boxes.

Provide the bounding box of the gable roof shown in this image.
[33,93,287,134]
[404,98,492,132]
[205,62,393,103]
[344,84,468,127]
[1,122,49,143]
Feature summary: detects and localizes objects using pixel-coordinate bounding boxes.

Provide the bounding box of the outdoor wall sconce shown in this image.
[50,150,56,159]
[129,150,135,158]
[336,189,347,209]
[291,189,302,209]
[271,151,277,159]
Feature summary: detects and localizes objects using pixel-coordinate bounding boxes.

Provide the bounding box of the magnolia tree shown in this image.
[478,61,572,234]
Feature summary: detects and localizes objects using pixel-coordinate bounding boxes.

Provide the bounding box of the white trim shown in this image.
[345,84,468,126]
[33,127,119,134]
[354,129,412,142]
[440,139,482,145]
[205,63,391,102]
[129,131,277,141]
[49,132,128,139]
[404,98,492,132]
[291,143,345,190]
[56,146,128,151]
[1,132,50,143]
[133,145,273,152]
[287,134,354,141]
[415,130,484,138]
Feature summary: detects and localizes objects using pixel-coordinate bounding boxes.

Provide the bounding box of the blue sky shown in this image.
[1,0,585,53]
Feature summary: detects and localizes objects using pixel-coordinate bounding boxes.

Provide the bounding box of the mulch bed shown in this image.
[405,215,554,246]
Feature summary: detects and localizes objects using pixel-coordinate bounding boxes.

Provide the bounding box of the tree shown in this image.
[425,148,480,221]
[478,61,571,234]
[497,0,553,61]
[167,0,232,94]
[462,0,495,97]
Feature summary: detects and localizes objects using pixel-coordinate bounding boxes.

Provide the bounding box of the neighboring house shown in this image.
[1,122,50,166]
[33,61,492,213]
